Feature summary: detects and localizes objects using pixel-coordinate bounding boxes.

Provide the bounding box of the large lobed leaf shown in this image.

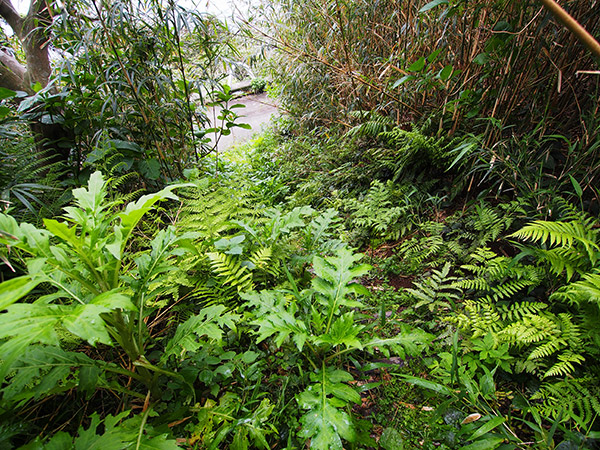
[0,291,133,382]
[297,367,361,450]
[311,246,371,311]
[162,305,239,362]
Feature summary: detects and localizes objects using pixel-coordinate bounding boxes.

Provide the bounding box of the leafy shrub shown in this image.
[0,172,239,444]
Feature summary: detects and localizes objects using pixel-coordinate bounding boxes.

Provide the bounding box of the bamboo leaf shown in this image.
[419,0,448,13]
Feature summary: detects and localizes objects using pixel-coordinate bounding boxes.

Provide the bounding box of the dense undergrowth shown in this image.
[1,128,599,448]
[1,0,600,448]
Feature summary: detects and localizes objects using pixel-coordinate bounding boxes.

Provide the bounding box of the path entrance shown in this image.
[208,93,279,151]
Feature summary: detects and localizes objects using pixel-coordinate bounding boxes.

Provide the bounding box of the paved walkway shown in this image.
[207,93,279,151]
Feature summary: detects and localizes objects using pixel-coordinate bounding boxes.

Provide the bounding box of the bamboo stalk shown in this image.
[539,0,600,60]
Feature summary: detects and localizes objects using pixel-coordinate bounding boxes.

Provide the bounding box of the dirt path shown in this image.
[208,93,279,151]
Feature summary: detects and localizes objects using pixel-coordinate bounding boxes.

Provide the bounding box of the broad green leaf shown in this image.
[315,312,364,349]
[139,158,161,181]
[254,304,308,351]
[312,247,371,312]
[408,56,426,72]
[108,139,143,153]
[459,437,505,450]
[380,427,404,450]
[3,345,99,407]
[473,53,491,65]
[439,64,454,80]
[162,305,239,361]
[0,304,63,381]
[62,292,132,346]
[0,276,41,309]
[569,175,583,197]
[72,171,106,213]
[392,75,416,89]
[419,0,449,13]
[116,184,190,245]
[297,368,359,449]
[0,105,11,119]
[470,416,507,441]
[399,375,453,396]
[79,365,101,396]
[43,219,80,247]
[0,87,16,100]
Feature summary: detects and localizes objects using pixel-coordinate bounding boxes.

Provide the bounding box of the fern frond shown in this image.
[543,352,585,378]
[552,270,600,308]
[510,219,599,276]
[207,252,254,292]
[345,111,395,139]
[532,378,600,427]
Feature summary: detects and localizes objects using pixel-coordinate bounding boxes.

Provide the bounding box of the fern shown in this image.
[452,248,541,303]
[450,247,591,376]
[552,270,600,309]
[404,263,462,325]
[177,181,257,243]
[510,217,599,280]
[343,180,414,242]
[531,378,600,427]
[344,111,395,139]
[207,251,254,293]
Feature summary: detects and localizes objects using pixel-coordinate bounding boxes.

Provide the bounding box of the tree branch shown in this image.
[0,0,24,39]
[0,49,25,90]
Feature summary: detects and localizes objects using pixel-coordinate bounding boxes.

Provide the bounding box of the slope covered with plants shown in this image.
[0,0,599,448]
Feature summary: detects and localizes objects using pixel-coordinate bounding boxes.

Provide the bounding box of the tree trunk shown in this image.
[0,0,72,167]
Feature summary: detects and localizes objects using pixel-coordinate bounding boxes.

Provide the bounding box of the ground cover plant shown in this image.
[1,0,600,448]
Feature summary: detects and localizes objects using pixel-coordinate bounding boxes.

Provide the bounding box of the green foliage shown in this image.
[0,124,65,223]
[44,0,243,185]
[341,180,418,243]
[531,378,600,427]
[296,366,360,450]
[511,216,600,281]
[162,305,239,363]
[244,246,432,448]
[0,172,236,407]
[403,262,461,332]
[22,410,179,449]
[452,247,542,304]
[378,126,449,179]
[450,247,587,378]
[189,394,275,449]
[344,111,395,139]
[250,77,268,94]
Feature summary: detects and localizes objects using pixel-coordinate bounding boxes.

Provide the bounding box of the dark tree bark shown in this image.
[0,0,72,165]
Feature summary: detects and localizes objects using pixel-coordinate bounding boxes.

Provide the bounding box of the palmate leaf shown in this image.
[0,291,133,382]
[162,305,239,362]
[315,312,363,350]
[245,290,309,351]
[297,367,360,450]
[312,246,371,311]
[28,411,180,450]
